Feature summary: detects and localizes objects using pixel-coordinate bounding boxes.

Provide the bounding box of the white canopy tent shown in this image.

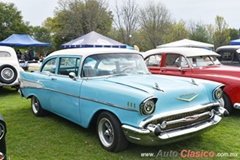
[157,39,214,49]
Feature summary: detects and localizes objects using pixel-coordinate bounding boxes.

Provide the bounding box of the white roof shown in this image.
[216,45,240,52]
[0,46,16,52]
[157,39,214,48]
[143,47,220,58]
[48,48,139,58]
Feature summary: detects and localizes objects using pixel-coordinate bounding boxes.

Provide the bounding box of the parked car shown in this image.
[27,60,42,72]
[19,60,29,71]
[143,47,240,114]
[216,45,240,65]
[0,115,7,160]
[0,46,24,88]
[19,48,227,152]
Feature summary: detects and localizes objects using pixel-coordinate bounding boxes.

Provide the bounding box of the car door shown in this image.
[159,53,192,77]
[145,54,162,74]
[41,56,82,124]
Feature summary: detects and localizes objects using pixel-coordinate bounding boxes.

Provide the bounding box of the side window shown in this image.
[165,54,179,67]
[165,54,188,67]
[82,57,97,77]
[41,58,57,74]
[175,56,188,67]
[145,55,162,67]
[58,57,81,76]
[0,51,11,57]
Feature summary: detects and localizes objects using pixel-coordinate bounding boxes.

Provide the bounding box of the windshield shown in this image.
[187,56,221,67]
[82,53,149,77]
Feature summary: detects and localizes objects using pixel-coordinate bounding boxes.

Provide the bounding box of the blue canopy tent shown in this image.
[0,34,51,47]
[61,31,127,48]
[230,39,240,45]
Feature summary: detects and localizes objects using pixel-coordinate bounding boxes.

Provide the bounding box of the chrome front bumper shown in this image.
[122,106,227,146]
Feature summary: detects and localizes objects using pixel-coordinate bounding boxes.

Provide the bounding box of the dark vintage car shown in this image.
[0,115,6,160]
[143,47,240,114]
[216,45,240,65]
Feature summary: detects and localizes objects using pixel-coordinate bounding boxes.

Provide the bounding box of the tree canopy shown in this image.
[0,2,29,40]
[0,0,239,52]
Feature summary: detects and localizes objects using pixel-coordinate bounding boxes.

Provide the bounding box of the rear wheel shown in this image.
[97,112,129,152]
[0,65,17,84]
[31,96,46,117]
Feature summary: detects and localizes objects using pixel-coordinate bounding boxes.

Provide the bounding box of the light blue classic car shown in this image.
[19,48,227,152]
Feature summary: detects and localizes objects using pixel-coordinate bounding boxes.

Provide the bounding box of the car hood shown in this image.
[104,74,218,113]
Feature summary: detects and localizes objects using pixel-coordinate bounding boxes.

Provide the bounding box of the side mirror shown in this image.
[178,66,185,72]
[69,72,77,80]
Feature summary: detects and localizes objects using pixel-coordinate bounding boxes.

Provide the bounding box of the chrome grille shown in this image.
[150,106,214,131]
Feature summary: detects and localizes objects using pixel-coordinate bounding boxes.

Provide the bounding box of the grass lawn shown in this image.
[0,87,240,160]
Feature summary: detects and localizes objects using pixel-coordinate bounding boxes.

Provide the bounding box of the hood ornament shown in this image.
[177,93,198,102]
[153,83,164,92]
[191,79,198,86]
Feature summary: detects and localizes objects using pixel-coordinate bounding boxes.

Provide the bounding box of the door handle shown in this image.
[51,78,57,80]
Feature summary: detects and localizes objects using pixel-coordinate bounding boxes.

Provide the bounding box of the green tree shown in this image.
[213,16,230,48]
[205,24,215,44]
[52,0,113,48]
[29,26,53,56]
[163,20,189,43]
[229,28,240,40]
[0,2,29,40]
[113,0,139,45]
[139,1,172,49]
[188,21,209,43]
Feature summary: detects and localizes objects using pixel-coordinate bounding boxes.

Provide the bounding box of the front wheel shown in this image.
[31,96,46,117]
[220,92,232,114]
[97,112,129,152]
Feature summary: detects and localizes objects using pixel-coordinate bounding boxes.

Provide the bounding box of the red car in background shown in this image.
[143,47,240,114]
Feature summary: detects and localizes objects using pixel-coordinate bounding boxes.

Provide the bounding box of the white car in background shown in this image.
[0,46,24,88]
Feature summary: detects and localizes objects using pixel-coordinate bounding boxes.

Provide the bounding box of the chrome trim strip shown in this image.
[20,79,138,112]
[139,102,220,128]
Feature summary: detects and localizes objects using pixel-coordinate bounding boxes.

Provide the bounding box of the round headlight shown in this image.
[214,88,223,100]
[140,99,156,115]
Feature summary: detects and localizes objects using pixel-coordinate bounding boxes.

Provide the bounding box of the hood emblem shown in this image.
[184,115,199,121]
[177,93,198,102]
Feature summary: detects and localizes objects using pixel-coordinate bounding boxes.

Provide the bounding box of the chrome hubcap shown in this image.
[98,118,114,147]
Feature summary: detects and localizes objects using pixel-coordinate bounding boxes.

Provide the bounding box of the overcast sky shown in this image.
[2,0,240,28]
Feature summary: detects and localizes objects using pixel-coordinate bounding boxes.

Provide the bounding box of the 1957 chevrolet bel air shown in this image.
[19,48,227,152]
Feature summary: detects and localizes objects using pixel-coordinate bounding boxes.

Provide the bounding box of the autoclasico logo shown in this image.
[155,150,215,158]
[180,150,215,158]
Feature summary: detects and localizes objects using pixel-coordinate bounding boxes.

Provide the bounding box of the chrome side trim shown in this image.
[20,79,138,112]
[20,79,44,89]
